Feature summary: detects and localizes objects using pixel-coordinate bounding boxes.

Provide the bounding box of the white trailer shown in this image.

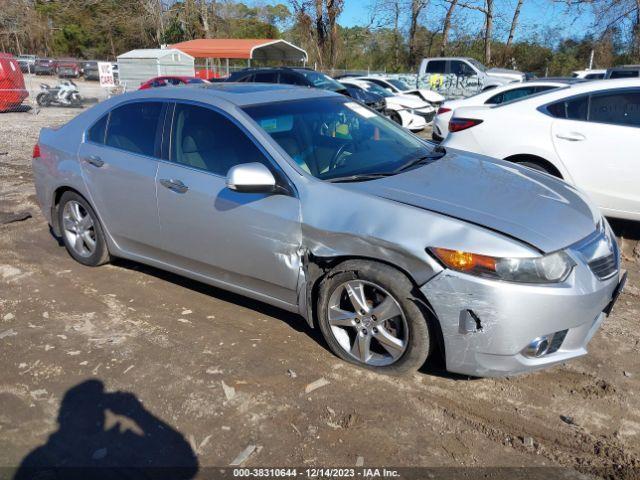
[117,49,195,90]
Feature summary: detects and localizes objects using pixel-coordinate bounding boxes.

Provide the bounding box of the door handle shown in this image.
[84,154,104,167]
[555,132,586,142]
[159,178,189,194]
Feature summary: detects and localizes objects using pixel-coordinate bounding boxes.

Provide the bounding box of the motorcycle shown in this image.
[36,80,83,107]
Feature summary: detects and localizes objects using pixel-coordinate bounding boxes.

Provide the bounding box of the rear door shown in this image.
[550,88,640,216]
[155,102,302,304]
[78,101,166,253]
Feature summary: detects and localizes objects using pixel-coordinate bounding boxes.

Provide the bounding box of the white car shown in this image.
[442,78,640,221]
[572,69,607,80]
[432,80,571,141]
[355,76,444,107]
[340,78,430,131]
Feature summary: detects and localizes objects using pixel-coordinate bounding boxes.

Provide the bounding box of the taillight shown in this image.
[32,144,41,158]
[449,118,483,133]
[437,107,451,115]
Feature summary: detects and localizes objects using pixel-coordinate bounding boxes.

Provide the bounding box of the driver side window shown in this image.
[170,103,271,176]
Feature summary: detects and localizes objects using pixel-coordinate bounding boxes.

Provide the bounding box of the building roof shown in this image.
[117,49,194,60]
[169,39,307,62]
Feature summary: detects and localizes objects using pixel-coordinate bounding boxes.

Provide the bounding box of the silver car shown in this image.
[32,83,626,377]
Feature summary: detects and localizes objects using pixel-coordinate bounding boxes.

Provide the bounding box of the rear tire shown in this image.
[317,260,431,375]
[57,191,109,267]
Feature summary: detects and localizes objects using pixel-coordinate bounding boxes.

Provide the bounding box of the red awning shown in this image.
[169,39,307,62]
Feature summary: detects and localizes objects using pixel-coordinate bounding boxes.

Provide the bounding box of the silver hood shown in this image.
[343,150,599,253]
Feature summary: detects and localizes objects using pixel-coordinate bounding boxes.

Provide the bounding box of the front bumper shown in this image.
[420,255,623,377]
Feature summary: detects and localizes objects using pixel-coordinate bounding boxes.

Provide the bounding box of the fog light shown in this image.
[522,329,568,358]
[523,335,551,358]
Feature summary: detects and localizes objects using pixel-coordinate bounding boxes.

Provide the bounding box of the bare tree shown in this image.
[483,0,494,65]
[506,0,523,50]
[439,0,459,55]
[559,0,640,59]
[290,0,344,68]
[502,0,524,65]
[408,0,429,68]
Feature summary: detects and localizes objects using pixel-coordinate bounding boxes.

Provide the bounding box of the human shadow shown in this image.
[14,379,198,480]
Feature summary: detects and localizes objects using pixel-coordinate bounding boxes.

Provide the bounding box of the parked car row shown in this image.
[17,54,115,81]
[222,67,445,132]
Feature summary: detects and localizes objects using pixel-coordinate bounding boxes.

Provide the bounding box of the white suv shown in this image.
[442,78,640,221]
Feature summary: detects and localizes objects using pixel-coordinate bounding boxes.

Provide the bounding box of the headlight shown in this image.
[429,247,575,284]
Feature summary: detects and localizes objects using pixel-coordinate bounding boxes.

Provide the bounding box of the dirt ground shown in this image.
[1,78,639,479]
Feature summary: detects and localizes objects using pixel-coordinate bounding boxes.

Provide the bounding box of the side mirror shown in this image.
[226,162,277,193]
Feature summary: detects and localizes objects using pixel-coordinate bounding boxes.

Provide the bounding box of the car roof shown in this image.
[116,82,339,107]
[490,77,640,109]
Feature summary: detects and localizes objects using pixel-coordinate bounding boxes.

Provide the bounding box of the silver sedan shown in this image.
[32,83,625,377]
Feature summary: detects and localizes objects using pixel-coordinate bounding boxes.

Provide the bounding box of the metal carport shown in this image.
[169,39,308,76]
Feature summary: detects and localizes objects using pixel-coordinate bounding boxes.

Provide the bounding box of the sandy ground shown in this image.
[0,78,639,479]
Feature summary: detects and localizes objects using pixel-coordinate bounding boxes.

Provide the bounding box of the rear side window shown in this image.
[425,60,446,74]
[171,103,270,176]
[487,86,557,105]
[279,72,306,86]
[609,70,639,79]
[253,71,278,83]
[87,114,108,144]
[589,91,640,127]
[546,96,588,120]
[105,102,163,156]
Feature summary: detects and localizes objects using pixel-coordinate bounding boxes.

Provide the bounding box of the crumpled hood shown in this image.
[390,94,429,109]
[343,150,599,252]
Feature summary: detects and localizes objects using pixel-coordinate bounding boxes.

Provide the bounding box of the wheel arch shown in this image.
[302,253,446,365]
[504,154,563,178]
[50,186,93,236]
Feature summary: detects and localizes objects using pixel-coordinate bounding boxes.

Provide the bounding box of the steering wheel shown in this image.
[329,142,354,171]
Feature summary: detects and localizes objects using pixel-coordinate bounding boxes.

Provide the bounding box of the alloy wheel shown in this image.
[62,200,97,258]
[327,280,408,366]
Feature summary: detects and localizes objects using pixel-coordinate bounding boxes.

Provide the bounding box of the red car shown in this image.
[0,53,28,112]
[57,58,81,78]
[138,76,207,90]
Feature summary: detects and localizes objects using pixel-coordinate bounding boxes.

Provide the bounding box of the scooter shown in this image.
[36,80,82,107]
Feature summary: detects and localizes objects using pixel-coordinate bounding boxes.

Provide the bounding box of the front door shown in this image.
[78,101,166,253]
[155,102,302,305]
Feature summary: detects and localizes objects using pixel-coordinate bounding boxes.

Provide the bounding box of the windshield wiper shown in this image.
[327,172,395,183]
[394,148,446,173]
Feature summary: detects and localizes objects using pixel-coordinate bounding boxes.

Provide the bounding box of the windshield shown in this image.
[298,70,345,92]
[359,81,393,97]
[387,79,410,90]
[467,58,486,72]
[244,96,435,181]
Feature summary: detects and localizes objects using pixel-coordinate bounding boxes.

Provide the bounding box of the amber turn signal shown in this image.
[431,247,497,272]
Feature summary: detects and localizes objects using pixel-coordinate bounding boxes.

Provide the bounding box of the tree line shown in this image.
[0,0,638,76]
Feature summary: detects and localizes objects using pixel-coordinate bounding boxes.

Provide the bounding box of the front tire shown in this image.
[317,260,431,375]
[58,191,109,266]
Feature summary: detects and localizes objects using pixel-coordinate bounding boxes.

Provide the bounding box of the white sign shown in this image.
[98,62,115,87]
